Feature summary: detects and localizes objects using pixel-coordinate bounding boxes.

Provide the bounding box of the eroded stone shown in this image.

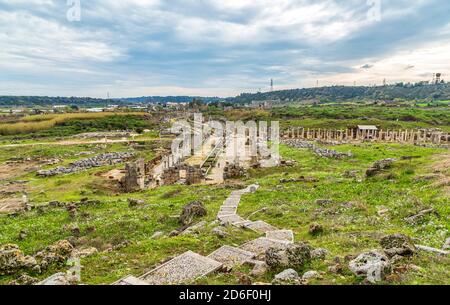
[266,230,294,243]
[208,246,255,268]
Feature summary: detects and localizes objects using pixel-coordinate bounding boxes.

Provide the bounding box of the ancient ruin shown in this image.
[282,127,450,146]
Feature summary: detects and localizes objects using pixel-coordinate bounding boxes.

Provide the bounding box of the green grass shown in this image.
[207,104,450,132]
[0,113,151,138]
[0,140,448,285]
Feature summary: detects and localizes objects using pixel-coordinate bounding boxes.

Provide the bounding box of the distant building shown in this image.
[10,109,25,114]
[165,102,188,110]
[86,108,104,113]
[357,125,378,140]
[251,100,277,109]
[357,125,378,132]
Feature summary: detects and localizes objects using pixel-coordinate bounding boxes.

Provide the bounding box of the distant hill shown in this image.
[227,83,450,104]
[117,96,222,104]
[0,96,121,107]
[0,95,222,107]
[1,82,449,107]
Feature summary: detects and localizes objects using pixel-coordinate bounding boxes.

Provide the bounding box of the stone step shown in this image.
[139,251,222,285]
[240,237,292,256]
[217,212,237,219]
[222,203,240,209]
[218,214,246,225]
[37,273,68,285]
[208,245,256,268]
[266,230,294,243]
[244,220,278,233]
[245,184,260,193]
[233,220,254,228]
[113,275,149,285]
[219,206,238,214]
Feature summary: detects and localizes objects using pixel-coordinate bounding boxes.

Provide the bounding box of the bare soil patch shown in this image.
[0,197,24,214]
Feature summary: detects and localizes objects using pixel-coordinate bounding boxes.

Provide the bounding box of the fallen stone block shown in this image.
[139,251,222,285]
[113,275,149,285]
[208,246,255,268]
[266,230,294,243]
[415,245,449,256]
[244,220,278,233]
[349,251,391,283]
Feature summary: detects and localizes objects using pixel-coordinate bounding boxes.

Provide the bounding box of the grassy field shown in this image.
[0,140,448,285]
[0,112,149,136]
[206,104,450,132]
[0,104,448,285]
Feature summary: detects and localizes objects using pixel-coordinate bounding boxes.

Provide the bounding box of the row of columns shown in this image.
[283,128,449,145]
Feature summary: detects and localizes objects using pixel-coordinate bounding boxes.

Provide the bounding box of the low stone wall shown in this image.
[282,139,353,159]
[37,152,134,177]
[223,163,247,180]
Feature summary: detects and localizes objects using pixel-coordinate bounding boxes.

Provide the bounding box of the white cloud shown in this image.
[0,10,123,72]
[0,0,449,97]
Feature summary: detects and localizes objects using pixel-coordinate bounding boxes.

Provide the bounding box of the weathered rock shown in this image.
[404,208,435,225]
[343,170,359,178]
[223,163,247,180]
[211,227,230,238]
[315,199,333,206]
[380,234,416,258]
[179,201,207,226]
[0,244,37,275]
[247,260,268,277]
[18,230,28,241]
[37,272,70,285]
[272,269,301,285]
[9,274,39,285]
[328,263,343,274]
[128,198,145,207]
[70,225,81,237]
[302,271,321,281]
[181,221,207,235]
[66,203,77,219]
[265,242,312,269]
[34,240,73,271]
[236,272,252,285]
[415,245,449,256]
[311,248,329,260]
[443,238,450,251]
[151,231,164,239]
[366,159,396,177]
[309,223,324,236]
[349,251,391,283]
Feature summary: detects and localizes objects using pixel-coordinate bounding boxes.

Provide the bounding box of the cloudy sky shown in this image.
[0,0,449,98]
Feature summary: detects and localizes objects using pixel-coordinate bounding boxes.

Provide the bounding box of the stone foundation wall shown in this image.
[185,166,204,185]
[223,163,247,180]
[121,158,146,192]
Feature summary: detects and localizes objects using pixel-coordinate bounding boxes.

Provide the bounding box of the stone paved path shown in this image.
[139,251,223,285]
[112,183,295,285]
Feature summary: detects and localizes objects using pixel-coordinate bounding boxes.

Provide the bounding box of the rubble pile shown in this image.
[281,139,352,159]
[37,152,134,177]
